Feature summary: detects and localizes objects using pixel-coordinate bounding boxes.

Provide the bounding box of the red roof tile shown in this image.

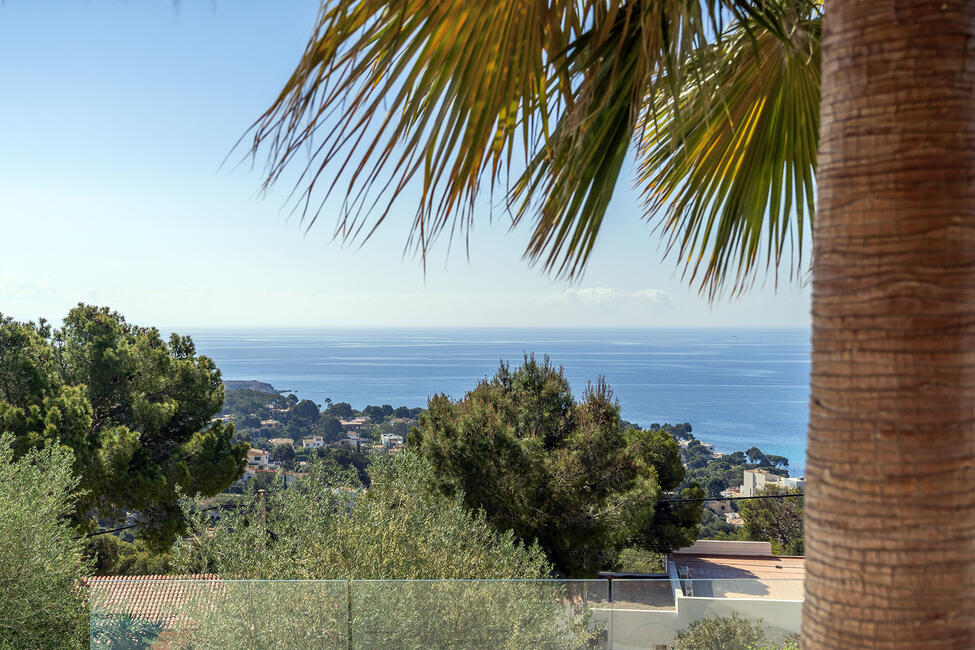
[88,575,222,629]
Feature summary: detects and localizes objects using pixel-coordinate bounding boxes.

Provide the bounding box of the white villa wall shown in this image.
[742,469,805,496]
[590,544,800,649]
[592,596,801,649]
[673,540,772,557]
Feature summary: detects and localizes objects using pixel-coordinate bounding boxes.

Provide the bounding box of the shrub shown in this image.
[671,614,766,650]
[0,435,90,648]
[169,453,597,648]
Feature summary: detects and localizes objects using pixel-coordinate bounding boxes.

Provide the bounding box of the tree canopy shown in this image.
[171,453,593,648]
[175,452,550,580]
[0,305,248,546]
[410,355,701,575]
[328,401,354,419]
[739,485,804,555]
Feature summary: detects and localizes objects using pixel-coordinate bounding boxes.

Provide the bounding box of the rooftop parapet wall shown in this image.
[672,540,773,557]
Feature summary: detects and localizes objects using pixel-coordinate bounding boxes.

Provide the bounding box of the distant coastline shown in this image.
[196,328,809,474]
[223,379,279,393]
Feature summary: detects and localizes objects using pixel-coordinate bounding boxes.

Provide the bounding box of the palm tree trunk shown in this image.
[805,1,975,647]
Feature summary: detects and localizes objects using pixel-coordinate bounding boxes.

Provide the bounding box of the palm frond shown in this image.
[246,0,579,262]
[637,7,821,298]
[511,1,716,279]
[245,0,731,274]
[246,0,820,294]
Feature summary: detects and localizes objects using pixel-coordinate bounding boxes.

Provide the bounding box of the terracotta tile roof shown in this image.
[88,575,222,628]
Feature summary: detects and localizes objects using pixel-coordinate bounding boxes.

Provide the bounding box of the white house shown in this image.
[741,469,805,497]
[593,540,804,649]
[246,448,269,468]
[301,436,325,449]
[381,433,404,449]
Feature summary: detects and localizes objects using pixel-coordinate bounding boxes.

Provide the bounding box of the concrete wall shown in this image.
[592,595,801,649]
[672,540,772,557]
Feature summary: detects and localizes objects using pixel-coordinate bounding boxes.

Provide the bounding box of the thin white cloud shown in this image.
[0,274,63,299]
[540,286,675,312]
[633,288,676,310]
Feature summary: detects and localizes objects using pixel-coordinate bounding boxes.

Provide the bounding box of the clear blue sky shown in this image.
[0,1,811,329]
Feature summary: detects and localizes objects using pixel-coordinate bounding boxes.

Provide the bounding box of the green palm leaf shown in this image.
[245,0,820,295]
[637,6,821,297]
[246,0,578,260]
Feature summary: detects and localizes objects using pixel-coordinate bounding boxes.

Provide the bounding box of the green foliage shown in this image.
[221,387,288,420]
[272,442,296,466]
[646,422,694,440]
[170,453,595,648]
[319,413,345,442]
[773,636,801,650]
[744,447,788,468]
[612,547,666,574]
[174,452,549,580]
[362,404,385,423]
[698,508,740,540]
[328,401,354,419]
[224,389,417,453]
[89,614,164,649]
[639,8,820,297]
[412,355,700,575]
[682,444,790,497]
[671,614,766,650]
[0,435,90,648]
[315,446,371,486]
[739,486,804,555]
[88,534,173,576]
[292,398,320,422]
[0,306,248,546]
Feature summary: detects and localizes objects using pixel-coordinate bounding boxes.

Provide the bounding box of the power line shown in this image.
[77,492,802,540]
[660,493,803,504]
[76,503,237,540]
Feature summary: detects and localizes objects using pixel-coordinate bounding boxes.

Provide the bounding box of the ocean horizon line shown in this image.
[166,324,812,333]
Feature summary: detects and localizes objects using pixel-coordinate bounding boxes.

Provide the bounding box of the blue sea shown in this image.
[186,328,810,476]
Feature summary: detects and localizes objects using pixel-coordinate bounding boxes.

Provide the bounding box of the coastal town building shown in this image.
[740,469,805,497]
[301,436,325,449]
[340,417,369,431]
[246,448,269,469]
[677,438,723,458]
[380,433,404,449]
[267,437,294,449]
[703,499,733,516]
[238,467,306,487]
[720,486,742,499]
[704,499,743,527]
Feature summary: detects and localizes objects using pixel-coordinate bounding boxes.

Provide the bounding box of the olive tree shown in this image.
[0,435,90,648]
[170,453,598,648]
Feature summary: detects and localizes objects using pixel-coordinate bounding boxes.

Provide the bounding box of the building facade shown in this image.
[740,469,804,497]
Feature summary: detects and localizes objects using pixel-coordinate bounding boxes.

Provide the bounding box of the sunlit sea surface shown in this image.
[186,328,810,476]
